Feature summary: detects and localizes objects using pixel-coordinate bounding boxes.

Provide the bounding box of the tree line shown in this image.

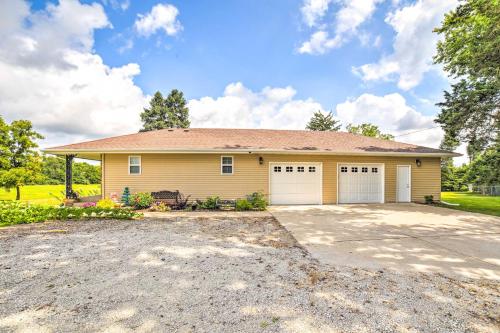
[305,111,395,140]
[0,117,101,200]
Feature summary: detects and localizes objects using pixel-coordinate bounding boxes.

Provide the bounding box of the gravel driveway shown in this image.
[0,216,499,333]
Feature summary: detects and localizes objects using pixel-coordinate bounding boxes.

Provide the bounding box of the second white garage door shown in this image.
[338,164,384,204]
[269,163,322,205]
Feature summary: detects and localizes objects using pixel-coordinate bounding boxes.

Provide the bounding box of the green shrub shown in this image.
[96,198,116,209]
[246,192,267,210]
[424,195,434,204]
[131,192,154,209]
[199,196,220,210]
[235,198,253,211]
[0,201,141,227]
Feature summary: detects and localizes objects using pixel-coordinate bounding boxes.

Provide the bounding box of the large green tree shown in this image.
[0,117,10,169]
[306,111,341,131]
[434,0,499,186]
[0,119,44,200]
[346,123,394,140]
[165,89,190,128]
[434,0,499,153]
[140,89,190,132]
[40,155,101,185]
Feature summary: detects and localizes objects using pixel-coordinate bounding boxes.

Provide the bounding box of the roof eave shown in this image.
[43,148,461,158]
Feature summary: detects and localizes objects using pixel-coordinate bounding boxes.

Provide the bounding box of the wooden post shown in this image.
[65,154,77,199]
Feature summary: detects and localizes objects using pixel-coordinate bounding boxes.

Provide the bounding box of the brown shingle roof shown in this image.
[44,128,459,156]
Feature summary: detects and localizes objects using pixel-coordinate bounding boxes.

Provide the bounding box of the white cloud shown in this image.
[298,31,341,55]
[101,0,129,11]
[299,0,382,54]
[335,93,441,148]
[353,0,458,90]
[188,82,324,130]
[301,0,332,27]
[135,3,182,37]
[0,0,110,70]
[118,38,134,54]
[0,0,147,148]
[335,0,382,36]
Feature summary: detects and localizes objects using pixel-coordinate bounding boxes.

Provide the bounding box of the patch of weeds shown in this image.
[308,269,327,285]
[260,321,269,328]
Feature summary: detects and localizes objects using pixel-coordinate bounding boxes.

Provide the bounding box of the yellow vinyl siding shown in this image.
[102,153,441,204]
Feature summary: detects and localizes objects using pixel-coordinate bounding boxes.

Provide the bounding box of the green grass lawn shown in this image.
[0,184,101,206]
[441,192,500,217]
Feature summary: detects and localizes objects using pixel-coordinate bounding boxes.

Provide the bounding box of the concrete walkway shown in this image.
[269,203,500,280]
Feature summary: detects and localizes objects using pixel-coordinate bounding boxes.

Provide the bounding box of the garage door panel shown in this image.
[270,163,321,205]
[338,164,383,204]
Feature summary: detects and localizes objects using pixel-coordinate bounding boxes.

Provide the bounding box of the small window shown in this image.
[286,166,293,172]
[340,166,348,173]
[309,166,316,173]
[221,156,233,174]
[362,167,368,173]
[129,156,141,175]
[297,166,305,172]
[274,166,281,172]
[372,167,378,173]
[351,167,358,173]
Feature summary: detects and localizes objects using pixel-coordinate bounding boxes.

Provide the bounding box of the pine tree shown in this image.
[140,89,190,132]
[165,89,190,128]
[121,187,131,206]
[306,111,341,131]
[140,92,168,132]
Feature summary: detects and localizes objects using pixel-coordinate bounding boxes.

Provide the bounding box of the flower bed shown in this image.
[0,201,142,227]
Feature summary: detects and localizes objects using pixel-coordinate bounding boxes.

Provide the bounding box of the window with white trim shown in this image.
[297,166,304,172]
[362,167,368,173]
[340,166,348,173]
[351,167,358,173]
[274,166,281,172]
[309,166,316,172]
[129,156,141,175]
[372,167,378,173]
[286,166,293,172]
[221,156,233,174]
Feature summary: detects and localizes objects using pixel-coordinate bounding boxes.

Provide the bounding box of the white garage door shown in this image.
[270,163,322,205]
[338,164,384,204]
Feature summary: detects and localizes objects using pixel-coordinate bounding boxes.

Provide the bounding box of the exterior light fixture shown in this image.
[416,159,422,167]
[259,156,264,165]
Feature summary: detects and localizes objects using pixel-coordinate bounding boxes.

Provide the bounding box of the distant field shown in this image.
[441,192,500,217]
[0,184,101,206]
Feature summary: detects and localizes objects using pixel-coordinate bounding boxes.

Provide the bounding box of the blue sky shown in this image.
[89,0,447,111]
[0,0,465,161]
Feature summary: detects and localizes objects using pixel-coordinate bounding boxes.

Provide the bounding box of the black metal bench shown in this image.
[151,190,190,209]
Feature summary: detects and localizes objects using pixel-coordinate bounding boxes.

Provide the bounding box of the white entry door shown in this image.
[269,163,322,205]
[338,164,384,203]
[397,165,411,202]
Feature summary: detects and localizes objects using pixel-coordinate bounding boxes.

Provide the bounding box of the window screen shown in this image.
[129,156,141,175]
[221,156,233,174]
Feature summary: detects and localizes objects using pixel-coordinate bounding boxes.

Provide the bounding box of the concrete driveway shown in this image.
[269,204,500,280]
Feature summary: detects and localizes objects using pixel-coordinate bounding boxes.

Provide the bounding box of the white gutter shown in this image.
[43,148,461,157]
